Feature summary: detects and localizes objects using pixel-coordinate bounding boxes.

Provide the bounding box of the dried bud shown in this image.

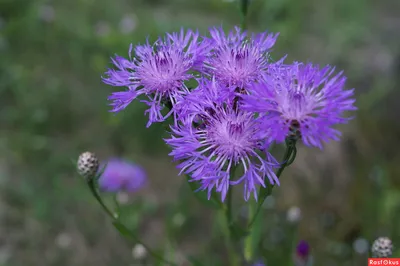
[371,237,393,258]
[77,152,99,180]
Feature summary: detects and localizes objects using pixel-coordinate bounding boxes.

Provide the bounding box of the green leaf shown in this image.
[186,175,222,209]
[112,221,135,239]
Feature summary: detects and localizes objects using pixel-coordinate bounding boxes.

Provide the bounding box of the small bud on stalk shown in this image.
[371,237,393,258]
[77,152,99,181]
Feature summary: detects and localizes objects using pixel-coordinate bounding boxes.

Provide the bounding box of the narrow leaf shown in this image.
[112,221,135,239]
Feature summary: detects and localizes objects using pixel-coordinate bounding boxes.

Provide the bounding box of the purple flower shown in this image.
[293,240,311,266]
[174,77,234,121]
[252,261,266,266]
[98,158,147,192]
[164,78,279,202]
[102,29,210,127]
[203,26,279,89]
[241,62,357,148]
[296,240,310,258]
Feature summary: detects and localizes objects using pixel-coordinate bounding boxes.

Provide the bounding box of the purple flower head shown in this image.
[102,29,210,127]
[292,240,311,266]
[164,79,280,202]
[296,240,310,258]
[203,26,279,89]
[174,77,235,121]
[98,158,147,192]
[242,62,357,148]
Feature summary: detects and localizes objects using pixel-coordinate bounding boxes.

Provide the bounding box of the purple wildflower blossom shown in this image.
[98,158,147,192]
[293,240,311,266]
[165,78,279,202]
[296,240,310,258]
[203,26,279,89]
[241,62,357,148]
[174,77,234,121]
[102,29,210,127]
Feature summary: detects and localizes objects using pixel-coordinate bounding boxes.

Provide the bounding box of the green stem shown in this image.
[244,199,255,262]
[247,141,296,228]
[287,146,297,166]
[222,167,241,266]
[225,166,237,232]
[88,180,177,266]
[220,209,240,266]
[88,181,115,218]
[226,185,233,227]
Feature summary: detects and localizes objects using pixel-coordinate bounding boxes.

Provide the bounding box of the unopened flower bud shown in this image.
[77,152,99,180]
[371,237,393,258]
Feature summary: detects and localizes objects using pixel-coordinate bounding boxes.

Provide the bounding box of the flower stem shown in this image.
[225,166,237,232]
[88,181,115,218]
[247,139,297,228]
[222,168,241,266]
[87,180,177,266]
[244,199,255,262]
[220,207,240,266]
[226,185,233,227]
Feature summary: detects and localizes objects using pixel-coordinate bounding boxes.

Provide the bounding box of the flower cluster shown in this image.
[103,27,356,201]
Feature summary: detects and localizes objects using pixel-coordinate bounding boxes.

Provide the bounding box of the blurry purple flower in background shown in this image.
[102,29,210,127]
[296,240,310,258]
[241,62,357,148]
[98,158,147,193]
[293,240,312,266]
[204,26,279,89]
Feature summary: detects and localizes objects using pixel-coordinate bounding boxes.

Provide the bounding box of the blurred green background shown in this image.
[0,0,400,265]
